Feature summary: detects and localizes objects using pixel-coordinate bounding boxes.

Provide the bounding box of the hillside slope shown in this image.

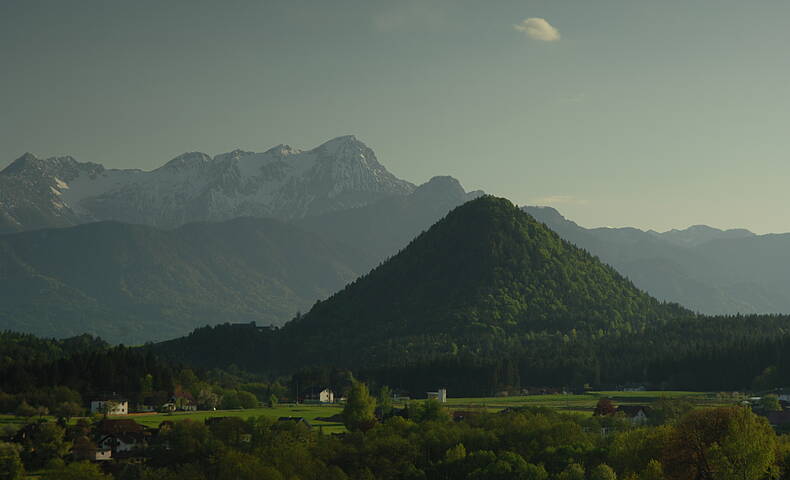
[0,218,368,344]
[280,196,684,368]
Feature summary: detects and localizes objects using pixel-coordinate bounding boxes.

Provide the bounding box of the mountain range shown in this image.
[0,135,413,234]
[525,207,790,315]
[3,135,790,344]
[0,137,484,343]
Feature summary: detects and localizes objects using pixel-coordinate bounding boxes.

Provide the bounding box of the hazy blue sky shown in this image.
[2,0,789,233]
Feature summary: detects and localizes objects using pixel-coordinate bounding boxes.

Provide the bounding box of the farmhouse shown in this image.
[427,388,447,403]
[304,387,335,404]
[94,419,149,456]
[90,399,129,416]
[616,405,651,425]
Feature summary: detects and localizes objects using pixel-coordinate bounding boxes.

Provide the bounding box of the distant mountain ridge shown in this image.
[524,206,790,315]
[0,135,414,233]
[0,217,369,344]
[0,154,485,344]
[648,224,755,247]
[296,175,484,272]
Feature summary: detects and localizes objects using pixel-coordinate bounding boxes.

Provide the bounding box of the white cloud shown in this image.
[531,195,587,206]
[514,17,560,42]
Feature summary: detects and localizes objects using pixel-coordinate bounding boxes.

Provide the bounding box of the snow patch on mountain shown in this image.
[0,136,417,232]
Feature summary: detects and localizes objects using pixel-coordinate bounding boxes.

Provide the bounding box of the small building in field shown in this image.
[304,388,335,404]
[616,405,651,425]
[427,388,447,403]
[90,399,129,416]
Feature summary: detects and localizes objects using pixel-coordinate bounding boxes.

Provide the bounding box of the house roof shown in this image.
[92,398,128,403]
[616,405,650,417]
[99,432,145,444]
[95,419,145,435]
[302,387,333,396]
[277,417,312,427]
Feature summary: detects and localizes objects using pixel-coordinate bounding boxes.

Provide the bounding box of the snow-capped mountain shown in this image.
[0,135,415,233]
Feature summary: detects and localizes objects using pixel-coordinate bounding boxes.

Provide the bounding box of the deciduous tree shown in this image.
[342,381,376,432]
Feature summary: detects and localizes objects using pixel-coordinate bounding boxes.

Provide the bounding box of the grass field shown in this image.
[116,404,346,433]
[0,390,739,438]
[444,390,729,415]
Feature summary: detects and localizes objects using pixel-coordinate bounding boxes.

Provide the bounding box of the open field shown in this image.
[116,404,346,433]
[1,404,346,435]
[0,390,741,438]
[444,390,733,415]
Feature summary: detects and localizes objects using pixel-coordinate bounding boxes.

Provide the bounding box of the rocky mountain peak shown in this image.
[3,152,42,174]
[160,152,212,171]
[264,144,301,156]
[0,136,421,233]
[412,176,466,201]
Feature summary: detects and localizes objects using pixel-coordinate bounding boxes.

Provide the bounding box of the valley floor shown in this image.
[1,390,737,436]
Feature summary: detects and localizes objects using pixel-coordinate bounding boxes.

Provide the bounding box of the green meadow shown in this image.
[0,390,741,437]
[117,404,346,433]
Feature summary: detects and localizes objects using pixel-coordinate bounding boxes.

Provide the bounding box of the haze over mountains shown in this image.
[526,207,790,315]
[0,217,367,343]
[0,136,484,343]
[2,135,790,344]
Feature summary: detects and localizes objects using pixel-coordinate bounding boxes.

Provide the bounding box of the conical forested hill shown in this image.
[280,196,688,368]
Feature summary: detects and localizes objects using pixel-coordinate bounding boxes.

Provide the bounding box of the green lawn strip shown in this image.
[444,391,719,413]
[117,405,346,434]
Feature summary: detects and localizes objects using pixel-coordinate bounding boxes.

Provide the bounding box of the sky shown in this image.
[2,0,789,234]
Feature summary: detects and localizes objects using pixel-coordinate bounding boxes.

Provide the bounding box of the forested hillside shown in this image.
[151,197,790,395]
[0,218,368,343]
[280,196,686,367]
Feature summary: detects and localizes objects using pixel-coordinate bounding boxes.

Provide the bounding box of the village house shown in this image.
[427,388,447,403]
[94,419,149,457]
[71,435,112,462]
[304,388,335,404]
[90,399,129,416]
[616,405,651,425]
